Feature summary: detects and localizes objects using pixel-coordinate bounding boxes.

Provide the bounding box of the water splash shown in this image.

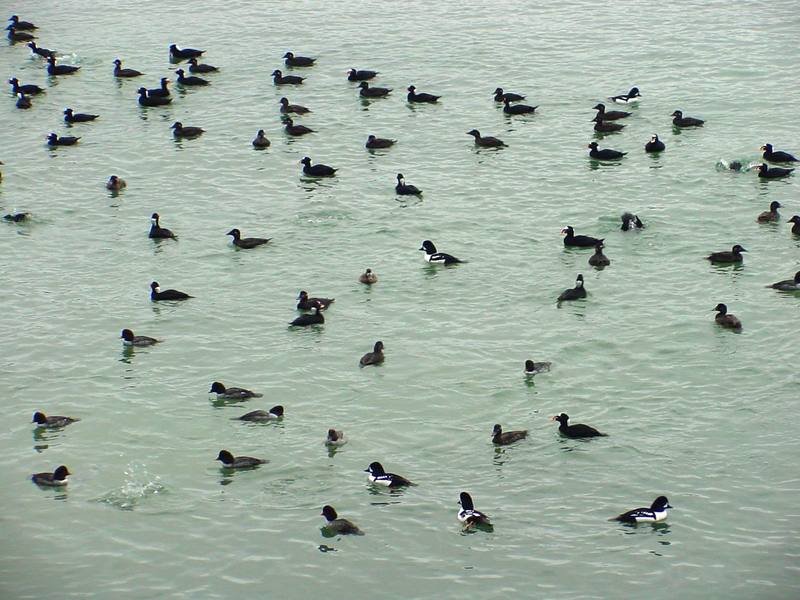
[93,463,167,511]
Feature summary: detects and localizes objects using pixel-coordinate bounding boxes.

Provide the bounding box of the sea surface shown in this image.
[2,1,799,598]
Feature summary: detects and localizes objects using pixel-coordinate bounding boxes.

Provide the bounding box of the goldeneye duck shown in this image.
[359,268,378,284]
[227,228,270,249]
[297,291,334,310]
[272,69,304,85]
[621,212,644,230]
[788,216,800,235]
[28,42,55,59]
[300,157,336,177]
[644,134,665,153]
[169,44,204,59]
[4,212,31,222]
[47,133,80,146]
[588,242,610,267]
[120,328,160,346]
[609,87,641,104]
[171,121,204,138]
[359,341,384,366]
[325,429,346,446]
[593,103,630,121]
[321,505,364,535]
[216,449,266,469]
[284,117,314,136]
[348,68,378,81]
[492,423,528,445]
[137,87,172,107]
[761,143,798,163]
[16,92,31,109]
[614,496,671,523]
[558,274,587,302]
[236,406,284,421]
[713,303,742,330]
[147,78,170,98]
[524,359,551,375]
[671,110,704,127]
[279,97,310,114]
[767,271,800,291]
[252,130,270,148]
[358,81,391,98]
[209,381,263,399]
[552,413,605,438]
[8,15,38,31]
[396,173,422,195]
[757,163,794,179]
[8,78,44,95]
[64,108,98,123]
[407,85,440,103]
[32,411,79,428]
[283,51,315,67]
[7,27,35,42]
[467,129,506,148]
[32,465,70,487]
[150,281,192,301]
[420,240,461,264]
[458,492,492,528]
[175,69,209,86]
[592,116,625,133]
[149,213,175,239]
[113,59,142,78]
[503,97,537,115]
[289,303,324,326]
[588,141,625,160]
[366,134,396,149]
[47,56,79,76]
[757,201,781,223]
[188,57,218,73]
[106,175,127,191]
[562,226,603,247]
[493,87,525,102]
[365,461,414,487]
[706,244,746,263]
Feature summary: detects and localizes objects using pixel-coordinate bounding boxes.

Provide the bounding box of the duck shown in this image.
[588,141,625,160]
[366,134,396,149]
[524,359,551,375]
[558,274,587,302]
[150,281,192,301]
[8,78,44,95]
[120,328,160,346]
[32,411,79,428]
[706,244,746,263]
[188,57,218,73]
[767,271,800,291]
[46,133,80,146]
[236,406,284,421]
[272,69,304,85]
[300,157,336,177]
[7,27,35,42]
[137,87,172,106]
[283,51,315,67]
[614,496,671,523]
[420,240,461,264]
[588,242,611,267]
[15,92,31,109]
[757,163,794,179]
[671,110,704,127]
[252,129,270,148]
[147,78,170,97]
[552,413,605,438]
[171,121,204,138]
[289,303,324,327]
[32,466,70,487]
[789,215,800,235]
[458,492,491,527]
[365,462,413,487]
[321,505,363,535]
[297,291,334,310]
[325,429,346,447]
[492,423,528,445]
[106,175,127,191]
[209,381,263,400]
[47,56,80,76]
[621,212,645,231]
[494,87,525,102]
[757,201,781,223]
[359,268,378,284]
[394,173,422,195]
[645,134,665,153]
[284,117,314,136]
[28,42,55,59]
[592,116,625,133]
[609,87,641,104]
[348,68,378,81]
[467,129,506,148]
[8,15,37,31]
[503,97,537,115]
[227,228,270,249]
[761,143,797,163]
[175,69,209,86]
[407,85,440,103]
[216,450,266,469]
[359,341,384,366]
[3,212,31,222]
[279,97,310,114]
[169,44,205,59]
[562,226,603,247]
[358,81,391,98]
[593,103,630,120]
[149,213,175,239]
[113,59,142,77]
[64,108,98,123]
[713,303,742,330]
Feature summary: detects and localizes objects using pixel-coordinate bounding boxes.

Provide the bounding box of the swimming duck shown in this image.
[64,108,98,123]
[366,135,395,149]
[284,117,313,136]
[614,496,671,523]
[458,492,491,527]
[552,413,605,438]
[32,411,79,428]
[3,212,31,222]
[120,328,160,346]
[283,51,315,67]
[588,141,625,160]
[588,242,610,267]
[359,341,384,366]
[137,87,172,106]
[359,268,378,284]
[15,92,31,109]
[621,212,645,230]
[789,216,800,235]
[671,110,704,127]
[8,78,44,95]
[188,57,218,73]
[592,116,625,133]
[325,429,346,446]
[106,175,127,191]
[757,163,794,179]
[32,466,70,487]
[524,359,551,375]
[171,121,204,138]
[348,68,378,81]
[169,44,204,60]
[407,85,440,103]
[236,406,284,421]
[645,134,665,153]
[272,69,304,85]
[149,213,175,239]
[395,173,422,195]
[713,303,742,330]
[420,240,461,264]
[175,69,209,86]
[757,201,781,223]
[761,143,797,163]
[358,80,391,98]
[279,97,310,114]
[8,15,37,31]
[503,97,537,115]
[252,130,270,148]
[300,157,336,177]
[113,59,142,78]
[706,244,746,263]
[28,42,55,59]
[767,271,800,291]
[321,505,363,535]
[227,228,270,249]
[289,303,324,326]
[593,103,630,120]
[558,274,586,302]
[147,78,170,97]
[297,291,334,310]
[7,27,35,42]
[492,423,528,445]
[467,129,506,147]
[46,133,80,146]
[216,450,266,469]
[209,381,263,399]
[47,56,79,76]
[494,87,525,102]
[150,281,192,301]
[562,226,603,247]
[609,87,641,104]
[365,462,413,487]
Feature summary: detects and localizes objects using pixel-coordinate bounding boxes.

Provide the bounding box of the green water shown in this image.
[2,1,799,598]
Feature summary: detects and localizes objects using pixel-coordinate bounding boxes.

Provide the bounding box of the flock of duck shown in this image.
[6,13,799,535]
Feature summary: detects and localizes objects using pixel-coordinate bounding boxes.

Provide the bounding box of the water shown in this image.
[2,1,799,598]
